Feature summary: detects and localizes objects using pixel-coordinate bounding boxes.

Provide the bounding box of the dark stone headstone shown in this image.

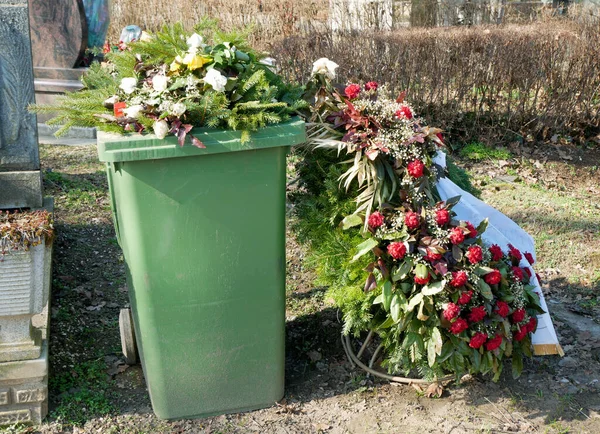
[0,0,42,209]
[28,0,87,69]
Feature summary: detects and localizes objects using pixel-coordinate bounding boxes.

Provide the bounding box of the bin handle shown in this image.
[107,163,123,246]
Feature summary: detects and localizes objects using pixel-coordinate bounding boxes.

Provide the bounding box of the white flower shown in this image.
[119,77,137,95]
[123,104,143,119]
[153,120,170,139]
[104,95,118,106]
[187,33,204,49]
[182,51,196,65]
[171,102,187,117]
[312,58,339,79]
[260,57,276,67]
[152,74,169,92]
[140,31,152,42]
[203,68,228,92]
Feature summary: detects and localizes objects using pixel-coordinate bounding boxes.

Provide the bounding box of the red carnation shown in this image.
[424,251,442,262]
[404,211,420,229]
[344,84,361,99]
[395,105,413,120]
[484,269,502,285]
[514,328,528,342]
[449,227,465,245]
[407,160,425,178]
[368,211,384,229]
[449,318,468,334]
[435,208,450,226]
[443,302,460,321]
[414,275,430,285]
[387,242,407,260]
[465,245,483,264]
[468,306,487,323]
[469,332,488,349]
[485,335,503,351]
[450,271,468,288]
[524,252,535,265]
[495,301,510,317]
[457,290,473,305]
[489,244,503,261]
[466,221,478,238]
[523,267,532,278]
[508,244,522,261]
[526,316,537,333]
[512,308,526,323]
[512,266,524,282]
[364,81,378,91]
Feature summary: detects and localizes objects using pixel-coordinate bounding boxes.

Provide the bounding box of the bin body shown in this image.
[97,119,305,419]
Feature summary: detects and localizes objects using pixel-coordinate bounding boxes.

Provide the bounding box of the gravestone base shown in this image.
[0,341,48,425]
[0,171,43,210]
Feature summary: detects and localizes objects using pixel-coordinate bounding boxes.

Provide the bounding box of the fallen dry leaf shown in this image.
[425,382,444,398]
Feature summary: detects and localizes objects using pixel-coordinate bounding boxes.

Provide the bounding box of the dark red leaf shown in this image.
[190,134,206,149]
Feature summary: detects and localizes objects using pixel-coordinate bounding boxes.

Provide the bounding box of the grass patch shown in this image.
[459,142,512,161]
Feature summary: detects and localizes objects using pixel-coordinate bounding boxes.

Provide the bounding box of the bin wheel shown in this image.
[119,308,138,365]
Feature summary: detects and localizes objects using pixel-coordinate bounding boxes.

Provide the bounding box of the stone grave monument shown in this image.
[0,0,53,425]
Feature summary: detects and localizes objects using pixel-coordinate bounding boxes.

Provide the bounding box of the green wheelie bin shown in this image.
[97,118,305,419]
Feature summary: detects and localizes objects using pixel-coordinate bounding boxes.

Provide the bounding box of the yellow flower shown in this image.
[183,53,210,71]
[170,61,182,72]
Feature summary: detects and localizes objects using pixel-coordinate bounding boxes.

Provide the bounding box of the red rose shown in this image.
[485,335,503,351]
[468,306,487,323]
[495,301,510,317]
[395,105,413,119]
[512,308,526,323]
[508,244,522,261]
[469,332,488,349]
[450,271,468,288]
[364,81,378,91]
[404,211,420,229]
[449,318,468,334]
[457,290,473,305]
[524,267,532,278]
[368,211,384,229]
[424,251,442,262]
[344,84,361,99]
[414,275,430,285]
[526,316,537,333]
[443,302,460,321]
[512,266,524,282]
[449,227,465,245]
[484,269,502,285]
[489,244,503,261]
[387,242,407,260]
[524,252,535,265]
[514,328,528,342]
[466,221,478,238]
[407,160,425,178]
[465,245,483,264]
[435,209,450,226]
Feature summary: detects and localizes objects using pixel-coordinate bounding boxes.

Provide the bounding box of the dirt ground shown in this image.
[5,141,599,434]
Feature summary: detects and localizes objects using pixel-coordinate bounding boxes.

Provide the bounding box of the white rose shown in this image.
[204,68,228,92]
[119,77,137,95]
[187,33,204,49]
[153,120,170,139]
[312,58,339,79]
[152,74,169,92]
[123,104,143,119]
[171,102,187,117]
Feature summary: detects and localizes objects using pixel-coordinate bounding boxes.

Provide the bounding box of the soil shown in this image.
[11,143,600,434]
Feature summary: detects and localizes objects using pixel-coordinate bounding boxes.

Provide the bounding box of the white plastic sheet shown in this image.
[434,151,563,356]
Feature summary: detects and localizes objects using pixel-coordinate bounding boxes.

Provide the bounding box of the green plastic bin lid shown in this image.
[97,118,306,163]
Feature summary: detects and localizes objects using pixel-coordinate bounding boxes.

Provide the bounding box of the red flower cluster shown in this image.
[435,209,450,226]
[465,246,483,264]
[405,211,420,229]
[484,269,501,285]
[485,335,503,351]
[449,228,465,245]
[495,301,510,317]
[466,222,478,238]
[424,251,442,262]
[489,244,503,261]
[364,81,378,91]
[450,271,468,288]
[524,252,535,265]
[468,306,486,323]
[450,318,468,334]
[512,266,524,282]
[368,211,384,229]
[395,105,413,119]
[508,244,522,261]
[469,332,488,349]
[514,327,528,341]
[344,84,361,99]
[407,160,425,178]
[512,308,526,323]
[387,242,407,260]
[414,275,430,285]
[457,290,473,305]
[443,302,460,321]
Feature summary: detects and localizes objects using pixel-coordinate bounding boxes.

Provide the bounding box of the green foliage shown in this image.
[446,156,481,197]
[459,142,512,161]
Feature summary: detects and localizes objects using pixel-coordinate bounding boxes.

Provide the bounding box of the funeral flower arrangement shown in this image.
[301,62,544,382]
[32,22,306,145]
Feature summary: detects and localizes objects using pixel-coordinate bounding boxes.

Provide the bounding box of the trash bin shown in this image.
[97,118,305,419]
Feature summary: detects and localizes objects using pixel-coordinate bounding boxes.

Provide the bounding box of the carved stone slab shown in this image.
[28,0,87,69]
